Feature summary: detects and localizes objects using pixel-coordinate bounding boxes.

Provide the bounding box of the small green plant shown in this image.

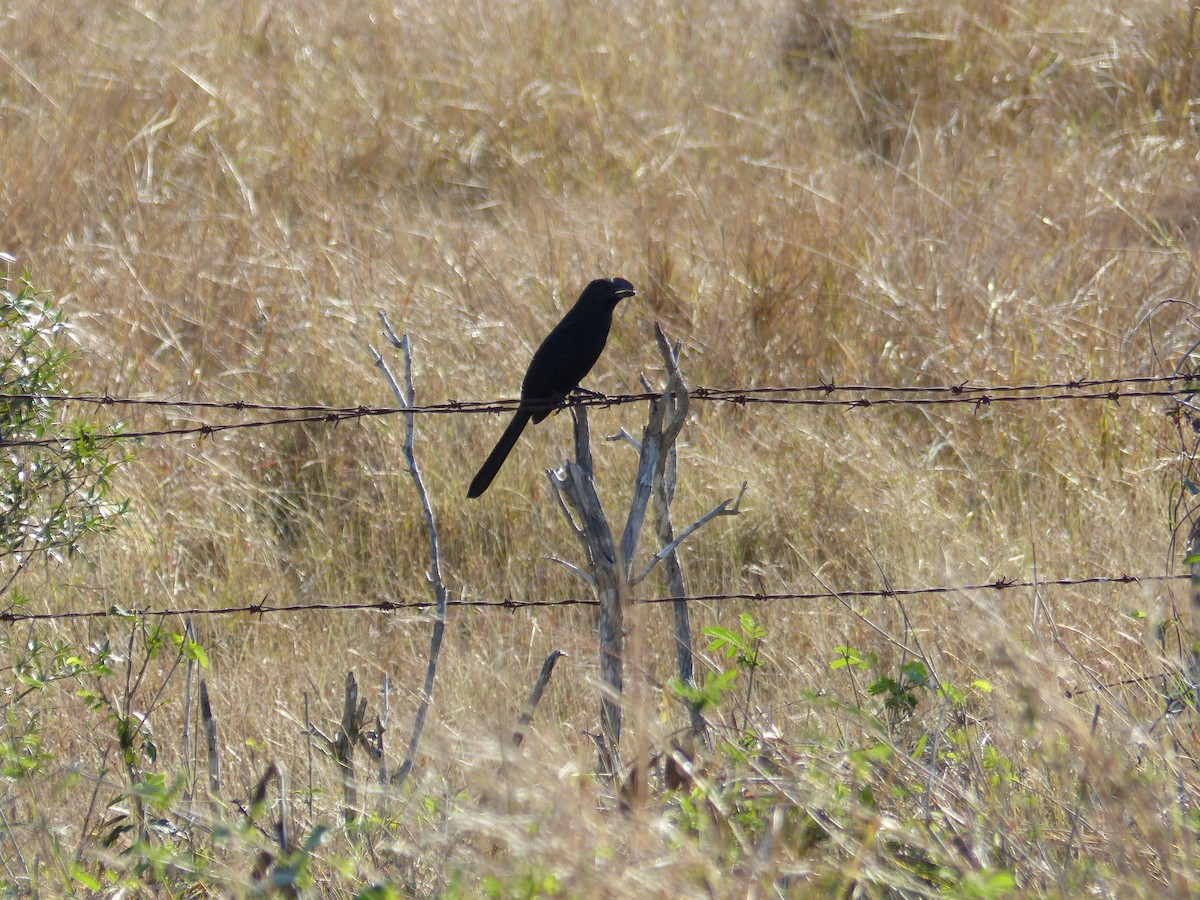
[0,267,128,590]
[668,666,739,717]
[0,266,150,891]
[870,659,930,720]
[830,645,931,726]
[703,612,766,672]
[670,613,767,722]
[479,868,561,900]
[665,614,779,855]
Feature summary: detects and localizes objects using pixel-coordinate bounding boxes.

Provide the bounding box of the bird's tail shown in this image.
[467,409,533,498]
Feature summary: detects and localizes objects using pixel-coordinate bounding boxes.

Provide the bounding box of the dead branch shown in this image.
[512,649,566,747]
[632,483,747,587]
[372,316,449,787]
[333,671,368,833]
[199,680,220,802]
[548,407,624,748]
[549,324,737,756]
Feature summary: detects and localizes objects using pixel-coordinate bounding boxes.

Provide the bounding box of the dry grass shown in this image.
[3,0,1200,895]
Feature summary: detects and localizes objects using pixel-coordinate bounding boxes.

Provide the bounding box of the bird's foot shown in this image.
[571,387,607,399]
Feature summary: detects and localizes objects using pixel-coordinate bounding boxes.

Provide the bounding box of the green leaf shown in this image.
[128,773,172,806]
[831,646,869,669]
[738,612,767,640]
[869,676,898,697]
[852,742,893,765]
[69,866,101,891]
[901,660,929,685]
[703,626,746,660]
[912,733,928,760]
[706,668,739,692]
[168,633,209,667]
[960,868,1018,898]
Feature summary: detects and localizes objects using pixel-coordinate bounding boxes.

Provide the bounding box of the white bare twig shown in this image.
[372,315,448,787]
[606,426,642,452]
[631,482,747,586]
[543,555,596,587]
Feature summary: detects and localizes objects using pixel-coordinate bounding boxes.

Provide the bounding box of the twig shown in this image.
[248,761,290,854]
[333,671,367,831]
[247,761,296,898]
[304,692,314,824]
[542,555,596,587]
[200,680,220,803]
[631,483,746,586]
[512,650,566,747]
[373,315,450,787]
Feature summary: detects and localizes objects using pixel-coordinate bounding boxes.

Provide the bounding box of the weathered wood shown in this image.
[199,680,220,800]
[549,325,738,763]
[512,649,566,747]
[551,406,625,748]
[372,317,450,788]
[333,670,367,832]
[647,330,702,738]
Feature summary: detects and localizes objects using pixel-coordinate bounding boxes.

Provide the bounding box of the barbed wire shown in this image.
[692,386,1176,407]
[0,572,1181,623]
[0,375,1189,449]
[0,373,1191,413]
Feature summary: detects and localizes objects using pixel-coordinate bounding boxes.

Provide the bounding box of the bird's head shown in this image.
[585,276,635,305]
[607,277,636,300]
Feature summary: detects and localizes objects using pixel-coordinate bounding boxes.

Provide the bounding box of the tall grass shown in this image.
[2,0,1199,894]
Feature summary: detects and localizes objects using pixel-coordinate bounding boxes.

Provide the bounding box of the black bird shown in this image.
[467,277,636,498]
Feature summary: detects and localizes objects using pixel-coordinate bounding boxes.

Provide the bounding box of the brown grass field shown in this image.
[5,0,1200,895]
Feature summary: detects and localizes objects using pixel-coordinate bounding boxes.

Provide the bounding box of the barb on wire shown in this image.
[0,572,1182,624]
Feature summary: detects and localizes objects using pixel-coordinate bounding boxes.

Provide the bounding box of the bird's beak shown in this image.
[613,279,636,299]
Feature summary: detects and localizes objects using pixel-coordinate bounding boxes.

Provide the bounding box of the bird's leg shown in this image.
[543,392,572,417]
[551,387,607,416]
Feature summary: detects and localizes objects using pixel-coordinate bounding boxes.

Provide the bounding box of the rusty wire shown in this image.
[0,374,1189,449]
[0,572,1180,623]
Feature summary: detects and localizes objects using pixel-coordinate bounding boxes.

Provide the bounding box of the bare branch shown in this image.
[333,671,366,833]
[543,555,596,587]
[548,468,587,544]
[632,482,746,586]
[304,723,334,751]
[512,650,566,747]
[199,680,220,802]
[373,315,449,788]
[572,403,594,476]
[549,406,624,749]
[606,427,642,452]
[619,376,667,573]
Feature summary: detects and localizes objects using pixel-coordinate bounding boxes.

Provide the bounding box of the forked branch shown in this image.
[371,316,449,787]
